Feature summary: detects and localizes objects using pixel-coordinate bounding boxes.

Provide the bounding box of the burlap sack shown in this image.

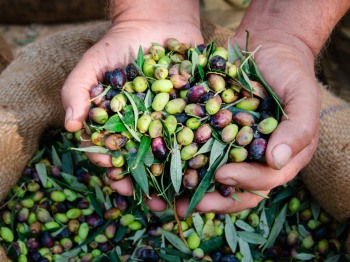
[0,19,349,259]
[0,0,107,24]
[0,33,13,72]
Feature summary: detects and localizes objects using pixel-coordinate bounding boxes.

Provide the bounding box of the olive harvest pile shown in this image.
[0,133,349,262]
[79,38,285,215]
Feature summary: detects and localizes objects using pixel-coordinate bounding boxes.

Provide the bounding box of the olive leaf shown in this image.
[99,114,127,133]
[117,111,140,142]
[144,89,152,110]
[194,138,214,156]
[235,219,255,233]
[71,146,109,154]
[227,38,239,64]
[127,155,149,196]
[295,253,315,260]
[192,213,204,237]
[199,237,224,254]
[62,136,74,175]
[136,45,144,69]
[130,136,151,169]
[259,208,270,238]
[90,85,111,103]
[209,139,226,168]
[28,147,45,165]
[170,136,182,194]
[191,50,199,76]
[51,145,62,167]
[238,238,253,262]
[225,214,238,253]
[263,203,288,250]
[237,231,266,245]
[161,229,192,254]
[310,200,321,220]
[35,163,47,188]
[124,92,139,130]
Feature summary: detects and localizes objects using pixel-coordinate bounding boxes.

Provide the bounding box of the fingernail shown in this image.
[65,106,73,124]
[272,144,292,169]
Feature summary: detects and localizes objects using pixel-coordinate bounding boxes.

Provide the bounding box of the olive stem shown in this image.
[221,97,247,110]
[198,115,210,122]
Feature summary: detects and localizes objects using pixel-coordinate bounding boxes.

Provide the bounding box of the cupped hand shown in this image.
[61,19,203,210]
[176,32,321,217]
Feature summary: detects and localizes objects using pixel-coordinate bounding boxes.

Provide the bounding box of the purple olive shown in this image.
[185,104,206,117]
[186,85,207,103]
[249,138,267,160]
[199,91,215,103]
[219,185,235,197]
[27,237,39,252]
[233,112,255,127]
[40,231,55,248]
[106,68,126,89]
[183,169,199,189]
[188,155,208,169]
[105,88,120,100]
[210,109,233,129]
[194,124,212,144]
[90,83,105,106]
[151,137,169,161]
[125,63,139,81]
[86,214,104,228]
[209,55,226,71]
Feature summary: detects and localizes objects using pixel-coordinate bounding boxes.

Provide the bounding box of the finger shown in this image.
[264,77,320,170]
[146,192,167,212]
[110,176,134,196]
[216,138,317,191]
[175,197,191,218]
[195,190,269,214]
[81,136,113,167]
[61,50,106,132]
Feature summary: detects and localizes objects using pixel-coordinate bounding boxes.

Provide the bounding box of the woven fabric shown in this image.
[0,33,13,72]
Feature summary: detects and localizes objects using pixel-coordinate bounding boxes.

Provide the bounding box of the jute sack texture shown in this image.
[0,20,349,259]
[0,33,13,72]
[0,0,107,24]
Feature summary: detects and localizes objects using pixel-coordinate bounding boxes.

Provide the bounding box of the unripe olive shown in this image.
[90,131,105,146]
[164,115,177,134]
[236,97,260,111]
[105,223,117,239]
[128,221,142,231]
[17,207,29,222]
[221,88,238,103]
[247,213,260,228]
[95,234,108,243]
[287,229,299,246]
[180,143,199,161]
[78,222,89,241]
[54,213,69,224]
[317,239,329,254]
[60,238,73,250]
[0,227,14,242]
[165,98,187,114]
[187,85,207,103]
[257,117,278,135]
[229,147,248,162]
[50,191,66,202]
[194,124,212,144]
[132,76,148,93]
[66,209,82,220]
[36,208,53,223]
[228,64,238,78]
[20,198,35,208]
[187,232,201,250]
[110,93,127,112]
[112,154,125,167]
[27,181,40,192]
[2,211,11,225]
[300,208,312,221]
[208,74,226,93]
[89,107,108,124]
[180,60,192,79]
[154,66,168,80]
[149,120,163,138]
[188,155,208,169]
[180,89,189,99]
[233,112,255,127]
[167,38,181,51]
[210,109,233,129]
[150,163,163,177]
[198,54,207,67]
[143,58,156,77]
[185,104,206,117]
[212,47,228,60]
[249,138,267,160]
[236,126,254,146]
[158,55,171,66]
[105,134,128,151]
[183,169,199,189]
[150,45,165,61]
[151,79,173,93]
[186,117,201,130]
[205,95,222,115]
[120,214,135,226]
[177,127,194,146]
[302,235,314,249]
[152,92,170,112]
[104,208,121,220]
[221,124,239,143]
[137,114,152,133]
[288,197,301,212]
[193,248,204,260]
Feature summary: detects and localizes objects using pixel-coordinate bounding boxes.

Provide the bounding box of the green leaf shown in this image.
[144,89,152,110]
[191,50,199,76]
[90,85,111,103]
[35,163,47,188]
[248,190,269,199]
[259,208,270,238]
[295,253,315,260]
[116,111,140,142]
[62,137,74,175]
[237,231,266,245]
[28,148,45,165]
[124,91,139,130]
[209,139,226,168]
[143,148,154,167]
[130,228,146,244]
[263,203,288,250]
[60,172,87,191]
[93,179,105,204]
[129,162,149,196]
[199,237,224,254]
[100,114,127,133]
[298,224,310,238]
[170,137,182,194]
[310,200,321,220]
[51,145,62,167]
[325,254,342,262]
[161,248,191,259]
[227,106,260,122]
[194,138,214,156]
[122,106,135,126]
[225,214,237,253]
[161,229,192,254]
[203,41,216,59]
[131,136,151,169]
[238,238,253,262]
[185,153,225,218]
[158,253,181,262]
[115,226,128,243]
[110,250,121,262]
[197,64,205,82]
[192,213,204,237]
[87,192,103,217]
[136,45,144,69]
[227,38,238,64]
[235,219,255,233]
[71,146,109,154]
[271,187,295,205]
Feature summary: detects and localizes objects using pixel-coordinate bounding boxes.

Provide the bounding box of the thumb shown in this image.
[61,51,106,132]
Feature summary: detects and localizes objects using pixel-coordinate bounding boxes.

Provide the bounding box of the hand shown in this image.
[176,32,321,217]
[62,15,203,211]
